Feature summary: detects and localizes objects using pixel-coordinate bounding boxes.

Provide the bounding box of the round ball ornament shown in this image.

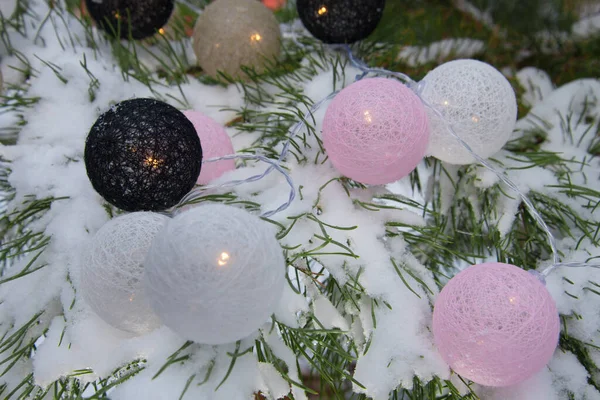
[420,59,518,165]
[183,111,235,184]
[144,204,285,345]
[322,77,429,185]
[192,0,281,79]
[81,212,169,335]
[84,0,174,40]
[84,98,202,212]
[432,262,560,387]
[296,0,386,44]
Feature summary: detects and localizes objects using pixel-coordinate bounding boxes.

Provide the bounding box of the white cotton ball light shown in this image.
[144,204,286,345]
[80,212,169,335]
[420,59,518,165]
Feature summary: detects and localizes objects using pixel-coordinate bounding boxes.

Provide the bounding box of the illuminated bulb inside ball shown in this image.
[217,251,230,267]
[322,77,429,185]
[318,6,327,15]
[144,204,286,345]
[192,0,281,79]
[432,262,560,387]
[420,59,517,165]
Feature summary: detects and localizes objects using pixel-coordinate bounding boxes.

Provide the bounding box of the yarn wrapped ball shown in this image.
[183,111,235,184]
[84,0,174,40]
[80,212,169,335]
[296,0,386,44]
[322,77,429,185]
[144,204,286,345]
[192,0,281,79]
[432,262,560,387]
[84,98,202,212]
[420,59,518,165]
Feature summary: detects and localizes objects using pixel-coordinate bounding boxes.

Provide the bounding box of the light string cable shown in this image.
[339,44,600,278]
[178,92,339,218]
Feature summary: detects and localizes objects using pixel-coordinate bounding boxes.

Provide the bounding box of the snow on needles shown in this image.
[0,1,600,399]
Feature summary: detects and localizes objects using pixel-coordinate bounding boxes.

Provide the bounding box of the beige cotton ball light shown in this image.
[192,0,282,79]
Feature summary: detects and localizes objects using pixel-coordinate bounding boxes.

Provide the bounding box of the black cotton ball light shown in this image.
[84,0,174,40]
[84,98,202,212]
[296,0,386,44]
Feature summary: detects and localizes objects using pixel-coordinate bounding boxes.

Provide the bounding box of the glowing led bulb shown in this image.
[217,252,230,266]
[318,6,327,15]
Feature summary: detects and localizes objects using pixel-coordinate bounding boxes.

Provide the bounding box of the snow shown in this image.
[0,0,599,399]
[397,38,485,67]
[517,67,555,107]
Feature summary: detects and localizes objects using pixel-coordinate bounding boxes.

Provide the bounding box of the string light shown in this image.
[192,43,600,277]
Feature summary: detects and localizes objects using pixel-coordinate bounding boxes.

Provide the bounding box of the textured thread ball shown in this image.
[322,77,429,185]
[144,204,286,345]
[296,0,386,44]
[432,262,560,387]
[420,59,518,165]
[81,212,169,335]
[84,0,174,40]
[192,0,281,79]
[183,111,235,184]
[84,98,202,212]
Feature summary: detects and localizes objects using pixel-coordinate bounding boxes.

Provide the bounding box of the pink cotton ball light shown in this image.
[183,111,235,184]
[432,262,560,387]
[322,77,429,185]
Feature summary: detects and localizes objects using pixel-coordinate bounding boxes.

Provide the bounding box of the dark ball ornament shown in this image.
[84,0,175,40]
[296,0,386,44]
[84,98,202,212]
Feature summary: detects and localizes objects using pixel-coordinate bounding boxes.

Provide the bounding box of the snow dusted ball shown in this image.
[420,59,518,165]
[192,0,281,79]
[85,0,174,40]
[296,0,386,44]
[144,204,286,345]
[183,111,235,184]
[432,262,560,387]
[84,98,202,212]
[322,77,429,185]
[81,212,169,335]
